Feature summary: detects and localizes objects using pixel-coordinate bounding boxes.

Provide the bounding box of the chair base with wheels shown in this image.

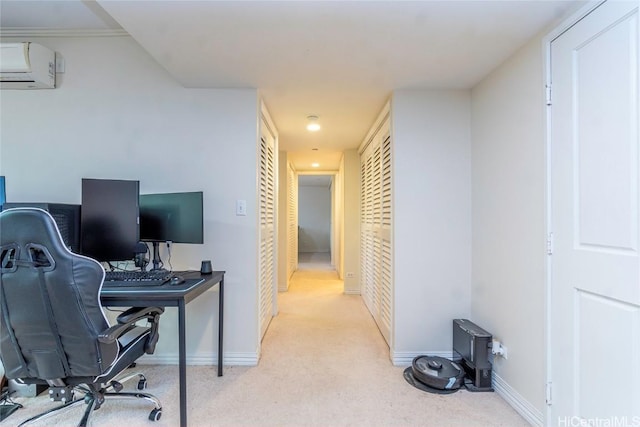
[17,371,162,426]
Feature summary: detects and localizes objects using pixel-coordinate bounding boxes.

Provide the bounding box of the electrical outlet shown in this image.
[491,339,509,359]
[491,339,508,359]
[346,272,355,278]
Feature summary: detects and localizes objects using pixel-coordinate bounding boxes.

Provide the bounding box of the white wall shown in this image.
[298,184,331,253]
[333,167,343,276]
[471,33,547,418]
[391,90,472,359]
[342,149,361,294]
[0,36,261,364]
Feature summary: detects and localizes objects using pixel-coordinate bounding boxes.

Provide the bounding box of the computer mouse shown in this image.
[169,276,185,286]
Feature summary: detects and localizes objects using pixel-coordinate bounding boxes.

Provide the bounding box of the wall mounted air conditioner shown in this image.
[0,42,55,89]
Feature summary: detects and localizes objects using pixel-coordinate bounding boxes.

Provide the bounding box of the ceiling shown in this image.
[0,0,581,170]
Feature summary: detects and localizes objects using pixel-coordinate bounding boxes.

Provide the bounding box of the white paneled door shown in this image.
[550,1,639,423]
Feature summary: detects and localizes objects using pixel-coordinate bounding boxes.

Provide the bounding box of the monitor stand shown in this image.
[150,241,165,271]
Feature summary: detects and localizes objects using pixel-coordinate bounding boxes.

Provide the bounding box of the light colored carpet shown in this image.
[297,252,333,270]
[1,264,528,426]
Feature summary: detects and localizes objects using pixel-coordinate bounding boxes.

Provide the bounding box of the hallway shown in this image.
[249,261,529,425]
[297,251,333,271]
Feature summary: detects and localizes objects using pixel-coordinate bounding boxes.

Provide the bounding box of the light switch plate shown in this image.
[236,199,247,216]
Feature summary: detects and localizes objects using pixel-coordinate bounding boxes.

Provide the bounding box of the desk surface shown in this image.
[101,270,224,305]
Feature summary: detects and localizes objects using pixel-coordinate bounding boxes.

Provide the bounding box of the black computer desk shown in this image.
[101,270,225,427]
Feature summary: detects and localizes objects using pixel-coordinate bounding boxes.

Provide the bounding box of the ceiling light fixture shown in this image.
[306,115,321,132]
[311,163,320,168]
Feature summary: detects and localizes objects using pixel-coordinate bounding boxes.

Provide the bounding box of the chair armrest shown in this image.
[98,307,164,344]
[98,323,133,344]
[116,307,164,324]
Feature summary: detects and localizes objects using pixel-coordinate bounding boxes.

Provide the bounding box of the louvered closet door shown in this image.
[360,119,392,346]
[378,135,392,343]
[361,145,376,315]
[286,164,298,285]
[259,132,276,339]
[370,143,382,317]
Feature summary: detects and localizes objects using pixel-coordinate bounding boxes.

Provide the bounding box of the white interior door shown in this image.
[550,1,639,422]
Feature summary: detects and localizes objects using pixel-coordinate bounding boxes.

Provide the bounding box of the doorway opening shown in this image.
[297,174,334,272]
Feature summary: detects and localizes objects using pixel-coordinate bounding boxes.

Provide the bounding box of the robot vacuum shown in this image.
[403,355,465,394]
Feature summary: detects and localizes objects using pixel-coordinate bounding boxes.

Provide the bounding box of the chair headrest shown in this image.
[0,208,69,272]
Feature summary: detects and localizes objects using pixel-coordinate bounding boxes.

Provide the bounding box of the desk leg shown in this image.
[178,300,187,427]
[218,277,224,377]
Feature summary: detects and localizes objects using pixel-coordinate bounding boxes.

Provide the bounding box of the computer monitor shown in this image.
[81,178,140,262]
[139,191,203,270]
[139,191,204,244]
[0,176,5,206]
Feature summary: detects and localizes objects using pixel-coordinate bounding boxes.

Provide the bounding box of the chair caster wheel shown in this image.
[137,378,147,390]
[149,408,162,421]
[111,380,124,392]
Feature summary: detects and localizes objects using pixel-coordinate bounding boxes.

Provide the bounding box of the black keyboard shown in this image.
[104,270,172,283]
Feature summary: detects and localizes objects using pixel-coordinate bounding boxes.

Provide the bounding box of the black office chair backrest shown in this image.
[0,208,118,382]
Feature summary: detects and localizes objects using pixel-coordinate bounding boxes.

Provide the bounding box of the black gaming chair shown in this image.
[0,208,164,426]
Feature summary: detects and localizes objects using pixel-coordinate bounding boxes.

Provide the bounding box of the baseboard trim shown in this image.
[391,351,453,366]
[137,352,259,366]
[343,289,360,295]
[492,372,543,426]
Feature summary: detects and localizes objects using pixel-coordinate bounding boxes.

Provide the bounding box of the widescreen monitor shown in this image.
[139,191,204,244]
[81,178,140,262]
